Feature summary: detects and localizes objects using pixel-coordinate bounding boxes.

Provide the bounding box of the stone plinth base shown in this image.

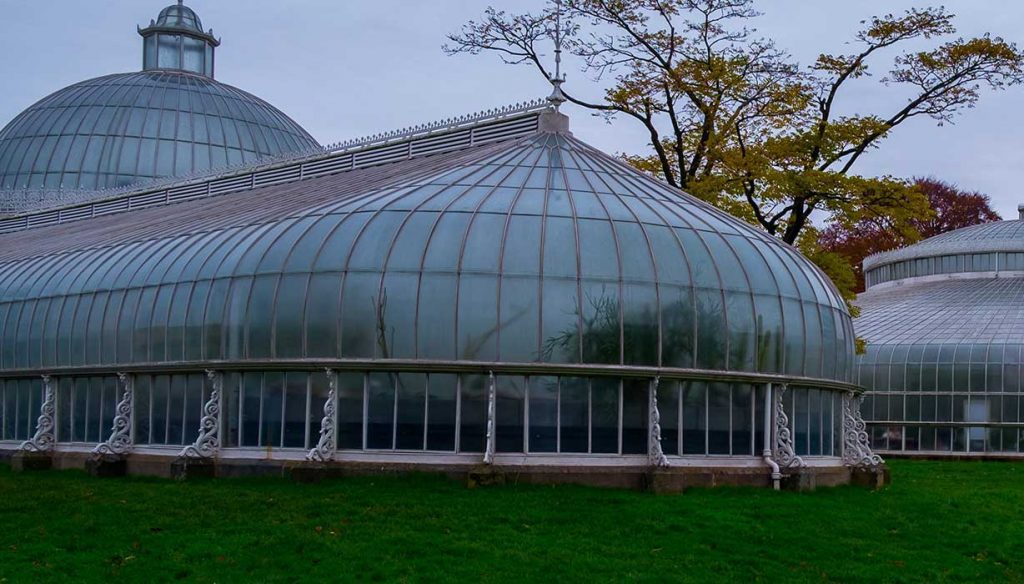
[86,455,128,478]
[467,466,507,488]
[11,451,53,472]
[849,465,890,490]
[171,458,216,480]
[0,447,886,492]
[291,464,349,483]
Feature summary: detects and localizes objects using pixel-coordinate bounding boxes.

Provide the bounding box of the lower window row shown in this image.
[1,373,842,457]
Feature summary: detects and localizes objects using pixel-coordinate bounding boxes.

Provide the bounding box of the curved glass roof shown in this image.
[0,71,320,192]
[0,123,854,383]
[864,220,1024,271]
[856,277,1024,345]
[155,3,205,33]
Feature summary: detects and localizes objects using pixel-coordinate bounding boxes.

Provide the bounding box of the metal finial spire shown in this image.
[547,0,567,110]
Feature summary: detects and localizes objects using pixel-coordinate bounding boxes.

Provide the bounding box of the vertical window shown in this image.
[283,372,308,448]
[590,378,619,453]
[459,374,488,453]
[622,379,648,454]
[337,372,364,450]
[183,37,205,74]
[528,376,557,452]
[426,374,457,451]
[157,34,181,69]
[366,372,395,449]
[682,381,707,455]
[559,377,589,453]
[495,376,525,453]
[395,373,426,450]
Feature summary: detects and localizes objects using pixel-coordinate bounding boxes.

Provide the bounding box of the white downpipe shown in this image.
[762,382,781,490]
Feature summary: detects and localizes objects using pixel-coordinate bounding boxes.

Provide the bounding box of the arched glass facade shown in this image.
[0,125,858,465]
[857,222,1024,455]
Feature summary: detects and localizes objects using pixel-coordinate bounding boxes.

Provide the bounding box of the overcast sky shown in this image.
[2,1,1023,219]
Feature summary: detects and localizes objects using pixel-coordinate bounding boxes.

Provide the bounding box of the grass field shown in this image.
[0,460,1021,582]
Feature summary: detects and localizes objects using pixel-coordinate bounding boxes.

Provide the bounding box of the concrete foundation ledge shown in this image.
[85,455,128,478]
[170,458,217,481]
[0,448,882,491]
[11,451,53,472]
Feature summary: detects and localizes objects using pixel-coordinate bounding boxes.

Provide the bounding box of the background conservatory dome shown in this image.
[0,2,319,193]
[856,209,1024,455]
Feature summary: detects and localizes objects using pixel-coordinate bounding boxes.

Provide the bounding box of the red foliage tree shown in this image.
[820,177,1001,292]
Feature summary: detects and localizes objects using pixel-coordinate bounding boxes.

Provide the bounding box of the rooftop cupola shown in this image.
[139,1,220,78]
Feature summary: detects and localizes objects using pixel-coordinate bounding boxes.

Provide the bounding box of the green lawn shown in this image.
[0,460,1021,582]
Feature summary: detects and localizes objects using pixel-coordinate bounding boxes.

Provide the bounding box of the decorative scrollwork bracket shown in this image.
[772,384,804,470]
[842,392,885,468]
[483,371,497,465]
[648,377,670,468]
[178,370,222,460]
[20,375,56,453]
[92,373,135,459]
[307,369,339,462]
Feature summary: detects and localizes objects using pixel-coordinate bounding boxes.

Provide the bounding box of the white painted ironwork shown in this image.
[322,99,548,152]
[178,370,222,459]
[648,377,670,468]
[19,375,56,453]
[772,384,804,470]
[762,383,782,489]
[483,371,497,465]
[307,369,338,462]
[91,373,135,459]
[841,392,884,468]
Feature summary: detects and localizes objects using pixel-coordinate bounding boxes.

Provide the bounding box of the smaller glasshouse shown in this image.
[0,2,886,490]
[856,208,1024,456]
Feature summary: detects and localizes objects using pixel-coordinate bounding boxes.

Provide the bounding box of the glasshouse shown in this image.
[857,213,1024,456]
[0,3,885,490]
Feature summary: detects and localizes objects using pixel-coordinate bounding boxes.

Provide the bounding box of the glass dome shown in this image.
[856,218,1024,454]
[0,71,320,191]
[0,110,869,475]
[0,132,853,382]
[154,3,206,33]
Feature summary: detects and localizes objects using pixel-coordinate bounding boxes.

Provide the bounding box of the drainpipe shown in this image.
[762,382,781,490]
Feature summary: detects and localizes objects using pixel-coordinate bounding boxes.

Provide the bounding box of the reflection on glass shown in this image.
[560,377,589,453]
[337,372,365,450]
[622,379,648,454]
[366,372,395,449]
[427,374,457,451]
[459,374,487,453]
[591,378,619,454]
[396,373,426,450]
[495,375,525,452]
[529,376,557,452]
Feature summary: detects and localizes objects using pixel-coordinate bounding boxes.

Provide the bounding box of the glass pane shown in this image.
[591,378,619,453]
[459,374,488,453]
[337,372,364,450]
[559,377,589,453]
[528,376,557,453]
[283,372,308,448]
[683,381,707,455]
[495,375,525,453]
[622,379,648,454]
[395,373,426,450]
[427,374,457,451]
[366,372,395,449]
